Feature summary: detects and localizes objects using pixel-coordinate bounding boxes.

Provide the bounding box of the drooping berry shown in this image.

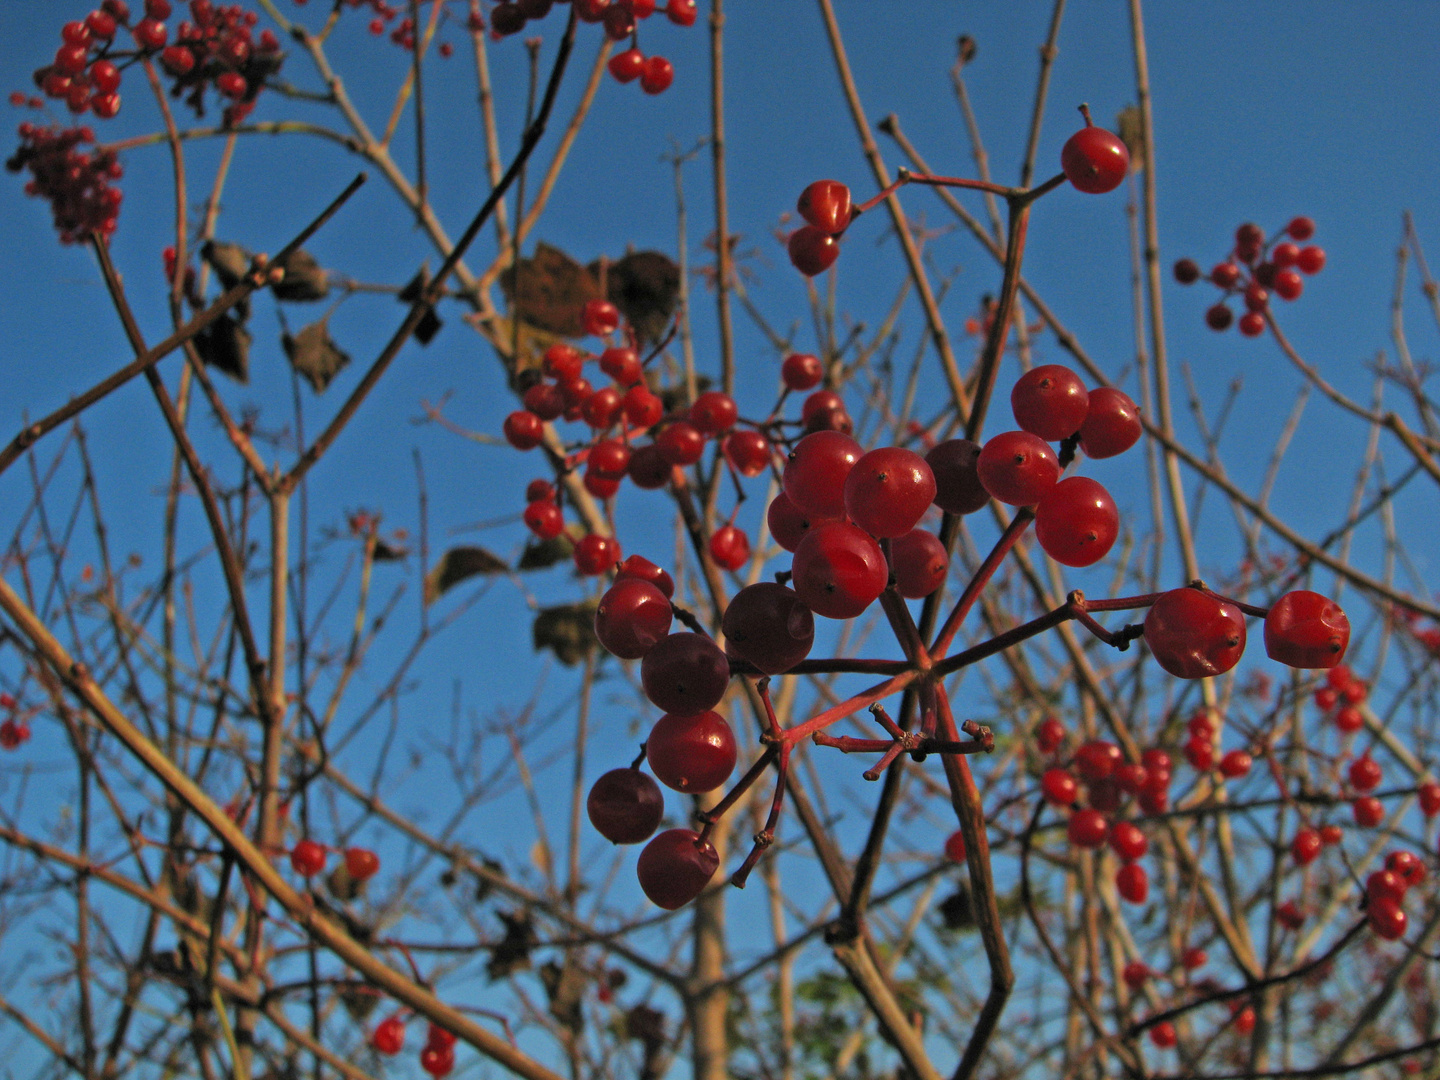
[636,828,719,909]
[721,582,815,675]
[640,632,731,715]
[595,578,673,659]
[371,1016,406,1055]
[1077,387,1142,459]
[587,768,665,844]
[796,179,852,234]
[788,225,840,276]
[1010,364,1089,442]
[708,524,750,571]
[1060,110,1129,194]
[646,710,737,794]
[723,430,772,477]
[790,522,888,620]
[1143,588,1246,679]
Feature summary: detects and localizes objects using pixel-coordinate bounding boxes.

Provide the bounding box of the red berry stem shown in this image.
[694,741,778,831]
[728,740,791,889]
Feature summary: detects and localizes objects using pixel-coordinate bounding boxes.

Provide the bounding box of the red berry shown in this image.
[1233,1006,1256,1036]
[216,72,247,100]
[86,10,119,39]
[976,431,1060,506]
[1122,961,1149,989]
[607,47,642,82]
[616,554,675,598]
[1075,740,1121,782]
[1265,591,1350,669]
[133,17,168,49]
[1349,754,1382,792]
[1352,796,1384,829]
[345,847,380,881]
[1143,588,1246,679]
[425,1025,457,1051]
[1273,269,1303,300]
[1077,387,1142,459]
[419,1044,455,1078]
[1254,261,1278,287]
[723,430,772,477]
[1238,311,1265,337]
[1067,808,1108,849]
[766,490,834,553]
[1033,476,1119,567]
[640,632,731,715]
[588,768,665,845]
[1109,821,1148,862]
[665,0,697,26]
[1115,862,1148,903]
[1296,246,1326,274]
[1182,946,1207,970]
[522,382,563,420]
[721,582,815,675]
[1320,824,1343,846]
[781,352,823,391]
[574,0,608,21]
[788,225,841,276]
[599,346,641,385]
[1419,782,1440,816]
[371,1016,405,1055]
[522,499,564,540]
[581,385,623,429]
[1368,896,1407,941]
[639,56,673,95]
[503,410,544,450]
[1060,121,1129,194]
[790,521,888,620]
[943,828,966,863]
[1335,706,1364,736]
[1205,303,1233,331]
[290,839,327,876]
[656,421,706,466]
[784,430,862,520]
[90,60,121,94]
[843,446,936,539]
[689,391,738,435]
[1210,262,1241,288]
[94,91,123,120]
[1218,749,1252,778]
[1011,364,1089,442]
[1035,716,1065,755]
[1235,222,1264,261]
[1314,685,1339,710]
[796,179,852,234]
[646,710,737,794]
[1087,778,1122,812]
[1041,768,1078,806]
[1276,900,1305,930]
[636,828,718,909]
[623,386,664,429]
[573,533,621,576]
[889,528,948,599]
[1287,216,1315,241]
[1366,869,1407,906]
[595,578,672,659]
[925,439,990,515]
[801,389,851,434]
[708,524,750,571]
[1292,827,1322,866]
[602,5,636,40]
[1271,242,1300,269]
[543,342,583,380]
[1386,850,1425,888]
[590,438,632,479]
[1173,258,1200,284]
[582,299,620,337]
[1184,735,1214,772]
[1115,763,1149,794]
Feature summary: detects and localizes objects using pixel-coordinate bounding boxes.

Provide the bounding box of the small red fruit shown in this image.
[790,521,888,620]
[587,768,664,844]
[1010,364,1089,442]
[1368,896,1407,941]
[943,829,967,863]
[1218,749,1252,779]
[925,439,990,515]
[1143,588,1246,680]
[1264,591,1349,669]
[889,528,948,599]
[290,839,327,876]
[796,179,852,234]
[582,299,620,337]
[345,847,380,881]
[1077,387,1142,459]
[723,430,772,477]
[646,710,737,795]
[1066,808,1108,849]
[1149,1021,1177,1049]
[595,578,673,659]
[371,1016,405,1055]
[1352,796,1384,828]
[721,582,815,675]
[1349,753,1382,793]
[1419,781,1440,817]
[843,446,936,539]
[781,352,823,391]
[1060,115,1129,194]
[636,828,719,909]
[1033,476,1119,567]
[1291,827,1322,865]
[1108,820,1148,862]
[708,524,750,572]
[788,225,841,276]
[503,410,544,450]
[639,56,673,94]
[1115,862,1148,904]
[976,431,1060,506]
[1041,767,1078,806]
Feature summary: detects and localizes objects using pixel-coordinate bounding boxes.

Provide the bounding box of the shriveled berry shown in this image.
[1143,588,1246,679]
[1264,591,1350,669]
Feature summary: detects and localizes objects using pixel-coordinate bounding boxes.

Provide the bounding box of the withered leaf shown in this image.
[1116,105,1145,174]
[271,248,330,301]
[956,34,977,67]
[486,909,538,981]
[625,1003,666,1048]
[540,957,586,1035]
[194,313,251,383]
[424,546,509,604]
[501,242,602,338]
[338,981,381,1022]
[201,239,250,289]
[398,263,442,345]
[472,857,507,902]
[532,601,599,666]
[596,250,680,346]
[372,537,408,561]
[517,534,575,571]
[283,315,350,393]
[938,886,974,931]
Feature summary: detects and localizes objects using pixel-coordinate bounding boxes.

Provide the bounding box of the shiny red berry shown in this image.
[976,431,1060,506]
[587,767,664,844]
[1067,808,1108,849]
[723,430,771,477]
[843,446,936,539]
[1077,387,1142,459]
[371,1017,406,1055]
[1041,768,1078,806]
[788,225,840,276]
[1115,862,1148,903]
[636,828,718,909]
[784,430,862,520]
[1060,119,1129,194]
[1010,364,1089,442]
[796,179,852,234]
[889,528,948,599]
[721,582,815,675]
[1033,477,1119,567]
[708,524,750,571]
[1264,590,1350,669]
[290,839,327,876]
[781,352,823,391]
[595,578,672,659]
[790,521,888,620]
[639,56,673,94]
[345,847,380,881]
[1143,588,1246,679]
[646,710,737,794]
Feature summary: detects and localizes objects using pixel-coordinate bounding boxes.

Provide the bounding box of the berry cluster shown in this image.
[154,0,283,127]
[1173,217,1326,337]
[485,0,695,95]
[0,692,30,752]
[5,124,123,243]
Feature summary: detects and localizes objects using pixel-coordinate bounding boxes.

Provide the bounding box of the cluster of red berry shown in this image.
[485,0,695,96]
[5,124,123,244]
[1173,217,1326,337]
[288,838,381,882]
[0,694,30,750]
[153,0,282,127]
